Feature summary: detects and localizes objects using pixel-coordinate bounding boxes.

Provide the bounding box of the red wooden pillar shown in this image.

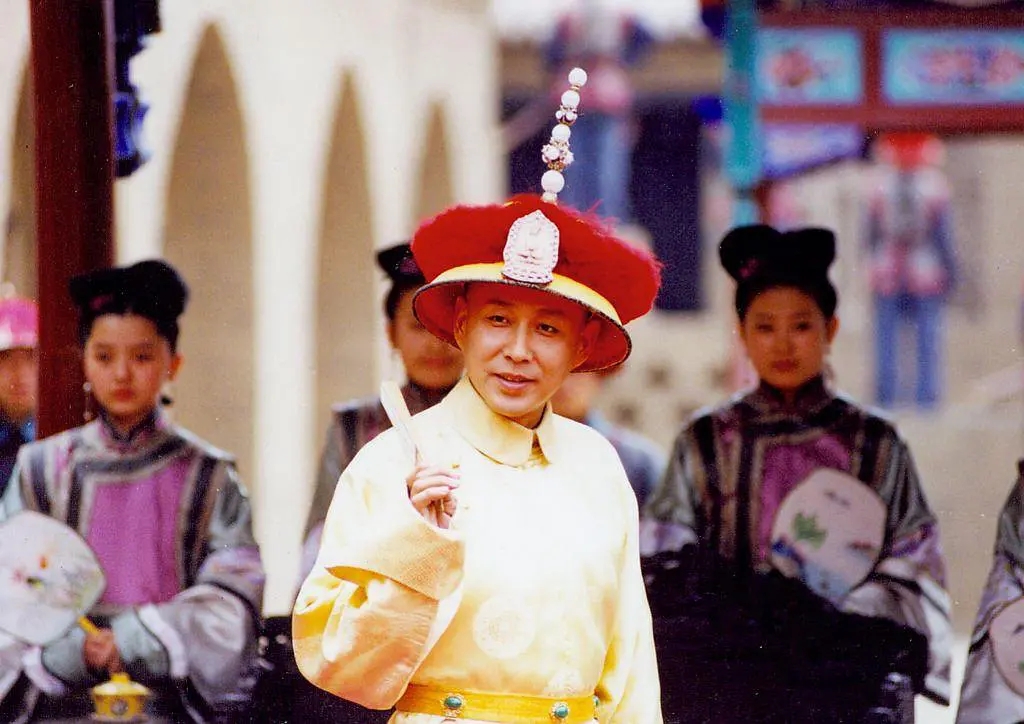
[29,0,116,437]
[754,181,772,223]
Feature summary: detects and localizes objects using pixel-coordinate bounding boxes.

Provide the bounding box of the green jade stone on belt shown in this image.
[444,694,464,710]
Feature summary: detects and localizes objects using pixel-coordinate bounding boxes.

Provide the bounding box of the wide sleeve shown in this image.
[956,468,1024,724]
[292,434,466,710]
[0,448,36,519]
[595,476,663,723]
[109,461,265,714]
[300,413,355,579]
[611,429,666,512]
[639,422,702,558]
[841,436,953,704]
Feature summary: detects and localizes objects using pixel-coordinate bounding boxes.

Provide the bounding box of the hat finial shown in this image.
[540,67,588,203]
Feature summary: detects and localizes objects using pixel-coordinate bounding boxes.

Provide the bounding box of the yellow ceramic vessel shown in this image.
[90,673,151,722]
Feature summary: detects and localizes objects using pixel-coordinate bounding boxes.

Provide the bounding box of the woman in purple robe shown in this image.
[642,225,952,723]
[0,260,264,723]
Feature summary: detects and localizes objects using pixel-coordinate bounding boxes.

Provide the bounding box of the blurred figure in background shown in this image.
[545,0,653,222]
[300,242,464,581]
[957,458,1024,723]
[551,369,665,509]
[864,133,957,410]
[0,292,37,496]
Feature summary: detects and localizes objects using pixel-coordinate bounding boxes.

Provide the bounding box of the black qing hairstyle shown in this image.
[719,224,838,321]
[376,242,426,322]
[69,259,190,352]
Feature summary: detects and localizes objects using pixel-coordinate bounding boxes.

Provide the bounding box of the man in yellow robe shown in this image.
[294,190,663,723]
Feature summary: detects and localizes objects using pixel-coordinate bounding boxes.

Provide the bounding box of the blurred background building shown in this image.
[3,3,1024,721]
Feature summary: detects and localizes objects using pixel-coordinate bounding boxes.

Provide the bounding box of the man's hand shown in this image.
[406,462,459,529]
[83,628,122,674]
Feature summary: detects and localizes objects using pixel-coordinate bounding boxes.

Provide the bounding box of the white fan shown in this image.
[0,510,106,645]
[769,468,886,605]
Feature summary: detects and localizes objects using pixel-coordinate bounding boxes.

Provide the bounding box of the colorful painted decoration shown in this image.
[769,468,885,605]
[884,30,1024,105]
[757,29,864,106]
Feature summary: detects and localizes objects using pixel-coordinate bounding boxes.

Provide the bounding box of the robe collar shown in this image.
[444,377,561,467]
[744,375,834,417]
[90,407,170,452]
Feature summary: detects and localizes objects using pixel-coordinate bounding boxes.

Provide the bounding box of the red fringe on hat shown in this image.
[411,194,661,324]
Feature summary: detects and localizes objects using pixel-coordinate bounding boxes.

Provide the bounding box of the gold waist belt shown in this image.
[395,683,597,722]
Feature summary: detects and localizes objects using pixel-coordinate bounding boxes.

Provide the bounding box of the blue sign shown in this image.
[758,29,864,106]
[884,30,1024,105]
[763,124,864,180]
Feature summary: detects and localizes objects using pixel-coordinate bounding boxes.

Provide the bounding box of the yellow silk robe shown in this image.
[293,378,662,723]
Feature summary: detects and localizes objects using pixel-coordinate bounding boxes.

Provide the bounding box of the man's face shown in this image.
[453,283,596,429]
[0,347,37,424]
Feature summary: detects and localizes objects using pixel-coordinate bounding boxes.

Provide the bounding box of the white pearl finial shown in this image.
[538,66,587,203]
[568,67,588,87]
[541,170,565,194]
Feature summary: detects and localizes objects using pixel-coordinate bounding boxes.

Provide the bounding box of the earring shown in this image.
[160,380,174,407]
[82,382,94,423]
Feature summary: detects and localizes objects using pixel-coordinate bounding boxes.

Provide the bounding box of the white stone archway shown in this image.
[4,65,36,297]
[312,71,376,452]
[162,24,256,486]
[411,100,455,226]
